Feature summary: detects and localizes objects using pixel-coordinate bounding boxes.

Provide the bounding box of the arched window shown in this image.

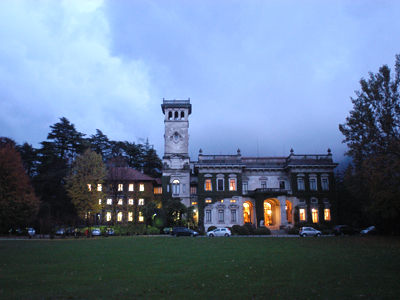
[168,111,172,120]
[181,111,185,119]
[173,179,180,194]
[174,111,179,120]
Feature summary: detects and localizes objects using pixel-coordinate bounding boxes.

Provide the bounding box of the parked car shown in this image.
[27,228,35,236]
[299,227,321,237]
[360,226,378,235]
[207,227,231,237]
[105,228,115,236]
[171,227,199,237]
[92,228,101,236]
[332,225,359,236]
[163,227,172,234]
[55,228,65,236]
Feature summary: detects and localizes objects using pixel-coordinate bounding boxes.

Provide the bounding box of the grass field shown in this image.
[1,235,399,300]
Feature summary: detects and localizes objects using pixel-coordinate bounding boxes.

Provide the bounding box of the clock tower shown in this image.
[161,99,192,207]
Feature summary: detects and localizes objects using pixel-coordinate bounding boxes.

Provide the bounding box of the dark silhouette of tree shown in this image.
[89,129,113,161]
[339,54,400,232]
[0,137,40,231]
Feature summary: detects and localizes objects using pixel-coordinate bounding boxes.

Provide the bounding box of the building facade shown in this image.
[161,99,338,231]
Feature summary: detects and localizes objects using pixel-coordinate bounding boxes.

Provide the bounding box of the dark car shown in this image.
[332,225,359,236]
[65,228,78,236]
[171,227,199,237]
[105,228,115,236]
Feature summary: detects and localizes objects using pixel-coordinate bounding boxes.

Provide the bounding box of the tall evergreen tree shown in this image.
[339,54,400,232]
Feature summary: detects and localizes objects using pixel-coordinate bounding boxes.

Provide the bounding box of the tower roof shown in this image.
[161,99,192,115]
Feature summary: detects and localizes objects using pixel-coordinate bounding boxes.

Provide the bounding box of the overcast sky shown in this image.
[1,0,399,168]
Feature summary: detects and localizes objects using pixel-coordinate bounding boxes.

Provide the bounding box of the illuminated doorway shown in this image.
[286,201,293,224]
[264,202,272,225]
[243,201,253,223]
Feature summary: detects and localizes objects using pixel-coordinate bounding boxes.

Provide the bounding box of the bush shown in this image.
[207,226,217,232]
[287,227,299,235]
[253,227,271,235]
[238,225,250,235]
[243,223,254,234]
[232,225,241,234]
[146,226,159,235]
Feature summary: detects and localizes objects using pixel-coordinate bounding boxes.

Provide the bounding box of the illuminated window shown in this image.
[218,210,224,222]
[205,179,212,191]
[154,187,162,194]
[139,212,144,222]
[118,199,123,205]
[229,179,236,191]
[297,178,305,190]
[231,210,237,222]
[205,198,212,204]
[117,212,123,222]
[299,209,306,221]
[206,210,211,222]
[129,184,134,191]
[312,208,318,223]
[173,179,180,194]
[88,184,92,191]
[190,187,197,194]
[118,184,123,191]
[310,178,317,191]
[324,209,331,221]
[139,184,144,191]
[322,178,329,191]
[106,212,111,221]
[220,200,224,203]
[97,184,102,191]
[217,178,224,191]
[230,199,236,203]
[107,198,112,205]
[243,182,248,193]
[138,199,144,205]
[128,199,134,205]
[128,212,133,222]
[99,199,101,205]
[191,202,197,205]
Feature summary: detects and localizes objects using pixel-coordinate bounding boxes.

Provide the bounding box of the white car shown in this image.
[299,227,322,237]
[92,228,101,236]
[26,228,35,236]
[207,227,231,237]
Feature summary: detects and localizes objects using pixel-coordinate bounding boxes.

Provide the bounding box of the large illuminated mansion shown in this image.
[161,99,338,231]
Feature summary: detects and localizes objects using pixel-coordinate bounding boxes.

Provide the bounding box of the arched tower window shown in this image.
[172,179,180,194]
[168,111,172,120]
[181,111,185,119]
[174,111,179,120]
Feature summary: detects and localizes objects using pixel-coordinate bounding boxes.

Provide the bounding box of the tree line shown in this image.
[0,117,162,233]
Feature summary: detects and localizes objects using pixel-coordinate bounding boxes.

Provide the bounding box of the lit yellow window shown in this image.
[312,208,318,223]
[118,199,123,205]
[139,184,144,191]
[154,187,162,194]
[191,202,197,205]
[97,184,102,191]
[138,199,144,205]
[205,179,212,191]
[300,209,306,221]
[118,184,123,191]
[128,199,134,205]
[106,212,111,221]
[229,179,236,191]
[88,184,92,191]
[117,212,123,222]
[230,199,236,203]
[129,184,134,191]
[99,199,101,205]
[324,209,331,221]
[128,212,133,222]
[139,212,144,222]
[107,198,112,205]
[205,199,212,203]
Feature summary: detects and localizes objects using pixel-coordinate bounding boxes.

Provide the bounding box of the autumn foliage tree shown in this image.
[0,137,40,232]
[65,149,106,227]
[339,54,400,232]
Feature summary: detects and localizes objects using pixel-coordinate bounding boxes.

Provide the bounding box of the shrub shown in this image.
[146,226,159,235]
[253,227,271,235]
[243,223,254,234]
[238,225,250,235]
[288,227,299,235]
[232,225,241,234]
[207,226,217,232]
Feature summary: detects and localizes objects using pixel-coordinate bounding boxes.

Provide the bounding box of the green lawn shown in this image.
[0,235,399,299]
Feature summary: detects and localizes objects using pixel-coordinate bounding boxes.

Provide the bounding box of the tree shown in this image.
[339,54,400,232]
[139,201,157,227]
[142,138,162,178]
[89,129,113,161]
[0,137,40,232]
[65,149,106,228]
[164,198,187,227]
